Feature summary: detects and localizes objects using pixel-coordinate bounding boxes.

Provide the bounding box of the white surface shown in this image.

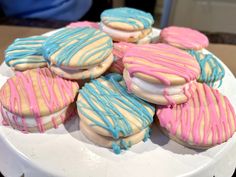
[1,28,236,177]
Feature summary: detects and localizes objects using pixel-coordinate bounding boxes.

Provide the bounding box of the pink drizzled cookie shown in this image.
[160,26,209,50]
[123,43,200,105]
[0,68,78,133]
[109,42,135,74]
[67,21,99,29]
[157,83,236,148]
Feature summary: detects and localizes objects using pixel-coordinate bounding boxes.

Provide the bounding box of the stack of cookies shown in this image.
[0,7,235,154]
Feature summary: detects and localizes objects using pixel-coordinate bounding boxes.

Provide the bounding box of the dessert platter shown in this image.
[0,7,236,177]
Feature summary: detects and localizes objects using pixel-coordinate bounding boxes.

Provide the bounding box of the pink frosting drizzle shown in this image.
[17,71,45,132]
[52,117,58,128]
[67,21,99,29]
[163,89,175,105]
[0,105,8,126]
[157,83,236,146]
[113,42,135,59]
[124,43,200,86]
[110,42,136,74]
[0,68,78,133]
[160,26,209,50]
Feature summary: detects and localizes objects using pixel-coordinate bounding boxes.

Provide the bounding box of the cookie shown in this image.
[159,26,209,50]
[157,83,236,149]
[77,73,155,154]
[159,26,225,87]
[67,21,99,29]
[0,68,79,133]
[43,27,113,80]
[137,27,160,44]
[100,7,154,43]
[5,36,47,71]
[188,50,225,87]
[80,121,150,154]
[123,43,200,105]
[109,42,135,74]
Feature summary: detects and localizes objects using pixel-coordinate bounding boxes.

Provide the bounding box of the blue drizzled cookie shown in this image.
[100,7,154,43]
[5,36,47,71]
[188,50,225,87]
[77,73,155,154]
[43,27,114,80]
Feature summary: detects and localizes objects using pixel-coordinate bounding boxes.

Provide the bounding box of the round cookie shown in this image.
[188,50,225,87]
[43,27,113,80]
[77,73,155,154]
[0,68,79,133]
[67,21,99,29]
[123,43,200,105]
[159,26,209,50]
[157,83,236,149]
[100,7,154,42]
[5,36,47,71]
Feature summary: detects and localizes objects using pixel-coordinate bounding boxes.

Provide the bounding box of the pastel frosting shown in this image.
[160,26,209,50]
[43,27,113,67]
[5,36,47,69]
[0,68,78,132]
[101,7,154,31]
[157,83,236,147]
[67,21,99,29]
[110,42,135,73]
[188,50,225,87]
[113,42,135,59]
[123,43,200,86]
[77,73,154,139]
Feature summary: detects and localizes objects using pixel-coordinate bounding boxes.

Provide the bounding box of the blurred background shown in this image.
[1,0,236,44]
[0,0,235,33]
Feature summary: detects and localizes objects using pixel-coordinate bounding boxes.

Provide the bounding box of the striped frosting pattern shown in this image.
[0,68,78,118]
[101,7,154,30]
[160,26,209,50]
[113,42,135,59]
[5,36,47,68]
[110,42,135,73]
[77,73,154,139]
[43,27,113,67]
[157,83,236,147]
[188,50,225,87]
[123,43,200,85]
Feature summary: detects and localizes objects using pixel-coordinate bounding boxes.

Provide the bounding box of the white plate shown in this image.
[0,28,236,177]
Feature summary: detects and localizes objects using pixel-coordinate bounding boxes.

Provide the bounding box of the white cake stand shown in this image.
[1,29,236,177]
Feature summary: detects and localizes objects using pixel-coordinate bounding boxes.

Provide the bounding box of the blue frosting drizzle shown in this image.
[188,50,225,87]
[112,142,121,154]
[5,36,47,67]
[77,73,154,153]
[43,27,113,67]
[101,7,154,29]
[111,127,150,154]
[143,127,151,142]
